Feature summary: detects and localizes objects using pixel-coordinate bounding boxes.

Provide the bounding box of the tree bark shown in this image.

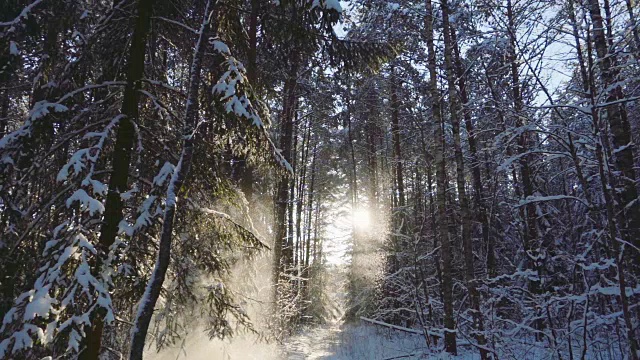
[588,0,640,274]
[624,0,640,59]
[366,92,378,211]
[424,0,456,353]
[449,18,492,284]
[129,2,215,358]
[80,0,154,357]
[583,16,640,360]
[0,88,7,139]
[391,69,405,211]
[505,0,544,337]
[440,1,488,357]
[273,64,298,291]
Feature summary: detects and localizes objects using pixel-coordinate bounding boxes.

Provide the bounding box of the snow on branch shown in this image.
[360,317,441,338]
[0,101,68,151]
[311,0,343,13]
[0,225,115,356]
[0,0,45,27]
[210,39,293,173]
[0,82,125,164]
[517,195,590,208]
[57,115,123,183]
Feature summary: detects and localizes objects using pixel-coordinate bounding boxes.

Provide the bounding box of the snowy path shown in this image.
[279,320,431,360]
[281,321,343,359]
[149,321,346,360]
[149,317,430,359]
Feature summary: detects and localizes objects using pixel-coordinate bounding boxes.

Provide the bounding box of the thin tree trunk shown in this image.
[295,117,309,301]
[304,144,317,271]
[129,3,215,358]
[449,20,492,285]
[0,88,7,139]
[273,64,298,291]
[440,1,488,357]
[505,0,544,337]
[424,0,456,353]
[390,69,405,211]
[389,66,406,324]
[346,77,358,207]
[625,0,640,59]
[482,65,510,279]
[289,109,298,286]
[302,143,316,316]
[567,0,596,206]
[366,99,378,211]
[312,199,321,264]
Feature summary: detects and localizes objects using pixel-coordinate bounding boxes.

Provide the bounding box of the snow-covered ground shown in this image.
[148,320,431,360]
[282,321,343,359]
[303,323,428,359]
[285,322,485,360]
[148,318,625,359]
[148,329,280,360]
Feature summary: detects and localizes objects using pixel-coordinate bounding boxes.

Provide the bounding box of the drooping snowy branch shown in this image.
[210,41,293,173]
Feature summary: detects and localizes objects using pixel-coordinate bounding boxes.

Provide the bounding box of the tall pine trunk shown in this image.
[424,0,456,353]
[449,19,493,282]
[588,0,640,274]
[440,1,487,357]
[232,0,259,201]
[505,0,544,337]
[80,0,154,357]
[273,65,298,292]
[582,14,640,359]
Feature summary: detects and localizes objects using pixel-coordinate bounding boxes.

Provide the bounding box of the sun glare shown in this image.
[352,208,371,230]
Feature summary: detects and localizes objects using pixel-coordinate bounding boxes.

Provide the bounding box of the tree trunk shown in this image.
[288,109,298,283]
[366,94,378,211]
[505,0,544,337]
[273,64,298,291]
[584,17,640,360]
[625,0,640,59]
[295,116,309,300]
[440,1,488,357]
[231,0,260,201]
[0,88,7,139]
[346,77,358,208]
[449,18,492,284]
[304,144,317,271]
[424,0,456,353]
[391,69,405,211]
[588,0,640,274]
[128,3,214,358]
[80,0,154,357]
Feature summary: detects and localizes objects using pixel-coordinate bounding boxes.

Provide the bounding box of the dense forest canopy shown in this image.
[1,0,640,359]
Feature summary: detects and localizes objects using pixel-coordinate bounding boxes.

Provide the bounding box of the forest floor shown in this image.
[280,320,450,360]
[150,318,435,360]
[280,320,343,359]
